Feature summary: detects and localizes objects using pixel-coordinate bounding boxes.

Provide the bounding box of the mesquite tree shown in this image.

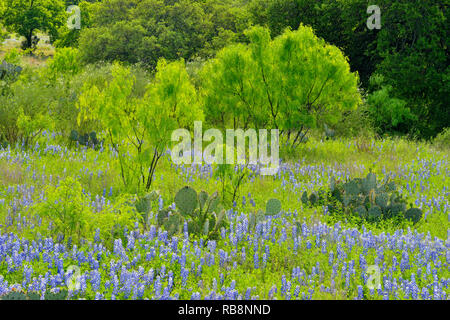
[77,59,202,192]
[201,25,361,146]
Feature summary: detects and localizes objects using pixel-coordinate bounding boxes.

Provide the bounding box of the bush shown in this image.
[48,47,82,77]
[31,176,135,244]
[366,74,416,135]
[0,68,54,145]
[434,128,450,149]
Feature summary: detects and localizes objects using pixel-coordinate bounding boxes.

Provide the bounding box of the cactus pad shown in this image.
[266,198,282,215]
[175,186,198,217]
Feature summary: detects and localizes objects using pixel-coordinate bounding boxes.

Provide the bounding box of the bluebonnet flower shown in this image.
[357,285,364,300]
[254,252,259,269]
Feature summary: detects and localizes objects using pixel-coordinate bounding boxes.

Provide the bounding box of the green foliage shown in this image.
[78,0,251,68]
[375,0,449,138]
[0,1,6,42]
[48,47,82,77]
[201,25,361,146]
[366,74,416,134]
[2,0,66,49]
[247,0,448,139]
[30,176,135,243]
[76,59,202,191]
[248,0,379,87]
[433,128,450,149]
[156,186,227,240]
[0,68,53,146]
[55,1,94,48]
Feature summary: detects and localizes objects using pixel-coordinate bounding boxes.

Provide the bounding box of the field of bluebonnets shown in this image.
[0,132,449,300]
[1,0,449,301]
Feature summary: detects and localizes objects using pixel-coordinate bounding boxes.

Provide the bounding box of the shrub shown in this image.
[0,69,53,145]
[433,128,450,149]
[31,176,135,244]
[366,74,416,134]
[48,47,82,77]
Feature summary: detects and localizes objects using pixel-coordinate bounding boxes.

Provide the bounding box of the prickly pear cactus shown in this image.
[156,209,170,227]
[215,209,226,231]
[308,193,318,205]
[301,191,308,205]
[174,186,198,217]
[368,205,382,220]
[387,202,406,218]
[26,291,40,300]
[326,173,422,224]
[375,192,389,209]
[0,290,27,300]
[70,130,79,142]
[135,195,151,214]
[343,180,359,196]
[205,192,219,213]
[45,289,68,300]
[362,173,377,195]
[0,61,22,81]
[354,205,368,219]
[198,191,209,212]
[164,213,182,237]
[404,208,422,224]
[265,198,282,216]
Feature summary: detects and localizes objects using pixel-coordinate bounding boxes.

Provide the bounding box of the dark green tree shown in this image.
[2,0,66,49]
[375,0,449,138]
[77,0,251,68]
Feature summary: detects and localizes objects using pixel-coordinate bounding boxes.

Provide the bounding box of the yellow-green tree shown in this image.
[201,25,361,145]
[77,59,203,191]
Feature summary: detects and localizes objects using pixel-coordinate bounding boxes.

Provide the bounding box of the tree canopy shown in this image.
[2,0,66,49]
[200,25,361,145]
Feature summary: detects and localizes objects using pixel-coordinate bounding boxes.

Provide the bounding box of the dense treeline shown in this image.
[0,0,449,140]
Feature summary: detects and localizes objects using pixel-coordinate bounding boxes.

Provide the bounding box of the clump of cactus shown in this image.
[69,130,101,148]
[249,198,282,229]
[156,186,227,239]
[0,288,68,300]
[328,173,423,223]
[0,61,22,81]
[301,172,423,223]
